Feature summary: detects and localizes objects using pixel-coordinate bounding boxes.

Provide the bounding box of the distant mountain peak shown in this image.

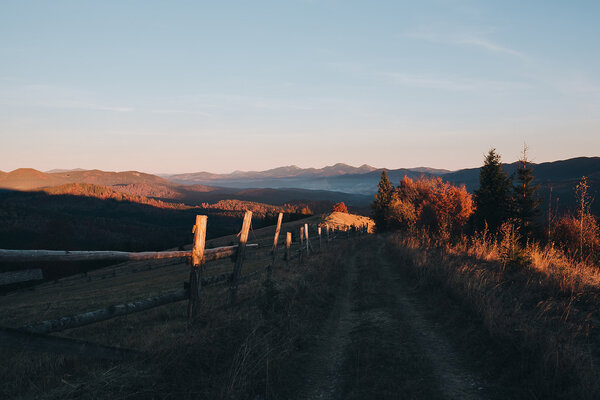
[45,168,87,173]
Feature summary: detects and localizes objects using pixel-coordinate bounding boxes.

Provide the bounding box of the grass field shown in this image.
[0,213,358,399]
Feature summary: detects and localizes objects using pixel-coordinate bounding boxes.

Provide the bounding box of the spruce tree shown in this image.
[371,170,394,232]
[474,149,512,232]
[513,145,540,239]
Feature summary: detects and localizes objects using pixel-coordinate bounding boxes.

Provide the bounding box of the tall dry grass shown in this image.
[387,229,600,399]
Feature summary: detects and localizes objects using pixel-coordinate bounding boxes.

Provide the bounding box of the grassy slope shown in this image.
[0,215,350,399]
[384,232,600,399]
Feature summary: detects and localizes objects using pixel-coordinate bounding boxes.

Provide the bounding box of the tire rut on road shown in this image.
[376,242,488,400]
[295,252,359,400]
[295,238,487,400]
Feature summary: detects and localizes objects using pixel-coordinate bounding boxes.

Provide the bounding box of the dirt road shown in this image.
[296,237,487,400]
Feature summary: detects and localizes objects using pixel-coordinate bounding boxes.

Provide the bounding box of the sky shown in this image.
[1,0,599,174]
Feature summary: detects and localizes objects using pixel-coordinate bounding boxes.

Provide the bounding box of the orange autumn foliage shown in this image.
[389,176,474,237]
[332,202,349,213]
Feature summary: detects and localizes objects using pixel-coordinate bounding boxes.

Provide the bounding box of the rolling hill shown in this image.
[0,168,372,209]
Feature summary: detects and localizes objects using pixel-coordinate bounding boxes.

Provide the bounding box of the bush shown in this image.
[551,214,600,262]
[332,202,349,213]
[387,176,474,238]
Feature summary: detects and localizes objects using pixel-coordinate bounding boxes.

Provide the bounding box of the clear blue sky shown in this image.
[1,0,599,173]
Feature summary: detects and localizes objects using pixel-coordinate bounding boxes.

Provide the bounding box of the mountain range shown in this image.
[166,158,600,200]
[165,163,451,193]
[2,157,599,214]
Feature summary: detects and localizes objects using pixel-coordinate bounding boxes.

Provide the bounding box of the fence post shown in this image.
[326,224,330,244]
[304,223,310,256]
[268,212,283,279]
[188,215,207,321]
[285,232,291,267]
[318,227,322,251]
[299,226,304,263]
[228,211,252,305]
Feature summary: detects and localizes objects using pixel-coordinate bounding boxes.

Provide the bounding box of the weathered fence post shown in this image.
[299,226,304,263]
[317,226,322,251]
[304,223,310,256]
[188,215,207,321]
[326,224,330,244]
[268,212,283,279]
[228,211,252,305]
[285,232,291,267]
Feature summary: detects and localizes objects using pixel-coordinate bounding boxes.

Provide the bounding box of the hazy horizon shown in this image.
[2,1,599,174]
[3,153,599,177]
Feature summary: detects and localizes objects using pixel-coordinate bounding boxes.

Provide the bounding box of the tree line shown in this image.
[372,146,599,264]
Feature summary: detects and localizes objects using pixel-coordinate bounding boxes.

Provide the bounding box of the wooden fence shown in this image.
[0,212,370,360]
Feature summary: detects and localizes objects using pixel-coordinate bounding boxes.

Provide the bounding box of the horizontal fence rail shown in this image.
[0,244,258,263]
[22,289,189,335]
[21,264,278,335]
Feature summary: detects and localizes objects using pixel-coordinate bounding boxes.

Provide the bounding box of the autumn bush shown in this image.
[387,176,474,238]
[551,214,600,262]
[332,202,349,213]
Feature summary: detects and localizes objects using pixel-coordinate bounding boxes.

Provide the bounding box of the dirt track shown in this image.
[296,237,487,400]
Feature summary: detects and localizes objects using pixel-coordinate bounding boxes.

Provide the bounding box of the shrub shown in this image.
[552,214,600,262]
[332,202,349,213]
[388,176,474,238]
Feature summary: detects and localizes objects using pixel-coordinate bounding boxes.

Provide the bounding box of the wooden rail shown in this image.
[0,244,258,263]
[23,289,189,334]
[20,264,275,335]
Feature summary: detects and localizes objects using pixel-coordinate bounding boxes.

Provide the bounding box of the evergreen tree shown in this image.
[371,170,394,232]
[513,145,541,239]
[474,149,513,232]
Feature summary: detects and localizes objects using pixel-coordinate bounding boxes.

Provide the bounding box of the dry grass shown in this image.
[321,211,375,233]
[387,231,600,399]
[0,225,350,399]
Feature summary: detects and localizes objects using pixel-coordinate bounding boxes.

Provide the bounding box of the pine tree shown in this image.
[371,170,394,232]
[474,149,513,232]
[513,144,540,239]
